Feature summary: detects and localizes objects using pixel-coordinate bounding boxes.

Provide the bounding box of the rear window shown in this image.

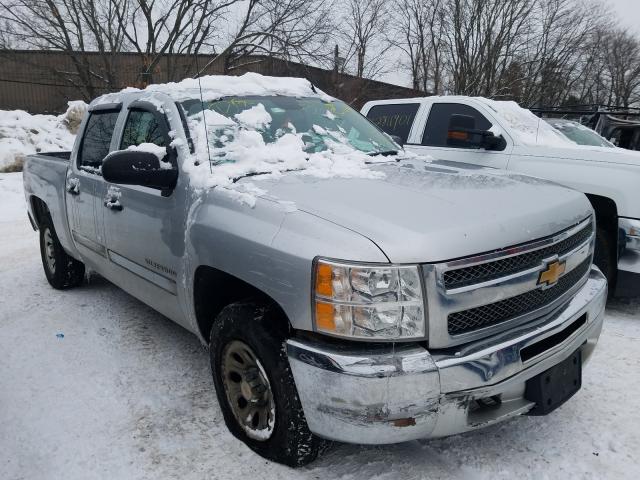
[366,103,419,144]
[78,110,119,171]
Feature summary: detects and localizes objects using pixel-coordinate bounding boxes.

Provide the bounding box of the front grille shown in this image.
[447,258,591,335]
[443,221,593,290]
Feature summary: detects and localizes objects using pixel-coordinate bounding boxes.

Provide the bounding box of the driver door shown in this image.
[407,102,512,170]
[102,102,183,317]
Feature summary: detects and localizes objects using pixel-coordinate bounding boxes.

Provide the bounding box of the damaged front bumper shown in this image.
[287,266,607,444]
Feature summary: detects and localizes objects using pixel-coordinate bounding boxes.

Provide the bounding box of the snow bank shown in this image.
[0,101,87,171]
[480,98,576,147]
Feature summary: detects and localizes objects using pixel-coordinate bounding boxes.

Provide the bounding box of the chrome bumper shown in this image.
[619,218,640,274]
[287,267,607,444]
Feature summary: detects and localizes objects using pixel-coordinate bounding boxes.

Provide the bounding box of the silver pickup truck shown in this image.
[23,74,607,467]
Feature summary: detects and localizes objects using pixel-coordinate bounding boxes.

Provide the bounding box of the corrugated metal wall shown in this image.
[0,50,422,114]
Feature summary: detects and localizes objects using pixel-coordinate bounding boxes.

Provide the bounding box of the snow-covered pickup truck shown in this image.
[362,97,640,289]
[23,74,606,467]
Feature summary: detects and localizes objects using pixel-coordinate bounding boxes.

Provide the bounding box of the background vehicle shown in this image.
[363,96,640,289]
[23,74,606,466]
[545,118,616,148]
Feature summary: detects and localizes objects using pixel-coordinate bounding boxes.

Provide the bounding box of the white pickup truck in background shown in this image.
[362,97,640,291]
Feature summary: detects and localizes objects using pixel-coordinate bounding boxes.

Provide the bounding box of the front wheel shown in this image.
[39,214,85,289]
[209,301,328,467]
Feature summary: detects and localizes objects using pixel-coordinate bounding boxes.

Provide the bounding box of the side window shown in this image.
[120,110,167,149]
[78,110,119,171]
[366,103,420,144]
[422,103,492,148]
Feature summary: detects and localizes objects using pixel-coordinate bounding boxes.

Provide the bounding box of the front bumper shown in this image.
[287,267,607,444]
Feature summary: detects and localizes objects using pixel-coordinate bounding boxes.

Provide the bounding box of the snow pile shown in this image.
[480,98,576,148]
[234,104,272,129]
[0,101,87,171]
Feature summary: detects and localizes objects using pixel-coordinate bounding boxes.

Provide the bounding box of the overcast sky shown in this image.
[608,0,639,33]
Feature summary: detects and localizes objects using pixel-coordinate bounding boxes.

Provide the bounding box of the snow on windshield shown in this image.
[480,98,576,148]
[103,73,406,207]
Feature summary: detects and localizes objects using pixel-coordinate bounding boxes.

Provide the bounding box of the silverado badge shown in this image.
[538,260,566,287]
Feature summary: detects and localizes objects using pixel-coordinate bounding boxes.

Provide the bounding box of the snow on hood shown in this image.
[248,158,592,263]
[0,101,87,170]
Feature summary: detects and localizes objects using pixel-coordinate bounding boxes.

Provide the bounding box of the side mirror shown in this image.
[447,114,506,151]
[102,149,178,192]
[390,134,404,147]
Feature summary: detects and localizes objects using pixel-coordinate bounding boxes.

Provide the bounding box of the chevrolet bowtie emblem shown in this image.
[538,260,566,287]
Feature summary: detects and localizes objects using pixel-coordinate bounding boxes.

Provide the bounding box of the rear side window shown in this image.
[422,103,492,147]
[79,111,120,171]
[366,103,420,144]
[120,110,167,149]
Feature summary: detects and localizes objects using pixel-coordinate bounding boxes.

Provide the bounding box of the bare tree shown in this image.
[390,0,446,93]
[197,0,335,75]
[337,0,390,79]
[0,0,128,99]
[112,0,235,84]
[444,0,534,97]
[514,0,600,107]
[601,27,640,107]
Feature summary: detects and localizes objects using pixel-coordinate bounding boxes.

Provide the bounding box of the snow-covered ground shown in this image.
[0,171,639,479]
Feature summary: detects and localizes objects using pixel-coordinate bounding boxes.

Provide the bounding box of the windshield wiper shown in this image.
[368,150,399,157]
[231,167,304,183]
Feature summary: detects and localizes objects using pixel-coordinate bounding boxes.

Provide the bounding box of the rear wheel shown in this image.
[39,214,85,289]
[594,226,616,294]
[209,301,328,467]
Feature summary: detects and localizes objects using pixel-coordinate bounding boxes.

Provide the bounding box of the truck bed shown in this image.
[23,152,76,257]
[34,151,72,161]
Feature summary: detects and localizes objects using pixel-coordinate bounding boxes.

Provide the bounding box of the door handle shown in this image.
[104,199,123,211]
[104,187,123,211]
[66,178,80,195]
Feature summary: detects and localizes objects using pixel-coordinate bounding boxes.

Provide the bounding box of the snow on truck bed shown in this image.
[0,101,86,171]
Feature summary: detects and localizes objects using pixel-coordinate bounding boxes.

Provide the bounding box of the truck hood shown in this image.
[246,159,592,263]
[515,144,640,167]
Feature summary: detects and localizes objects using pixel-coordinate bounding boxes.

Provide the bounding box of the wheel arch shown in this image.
[193,265,292,344]
[585,193,618,244]
[29,195,50,229]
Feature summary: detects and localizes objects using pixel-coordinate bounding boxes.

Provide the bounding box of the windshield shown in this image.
[546,119,614,148]
[181,95,399,164]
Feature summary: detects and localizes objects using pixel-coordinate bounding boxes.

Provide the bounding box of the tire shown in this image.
[209,301,328,467]
[39,213,85,289]
[594,226,616,295]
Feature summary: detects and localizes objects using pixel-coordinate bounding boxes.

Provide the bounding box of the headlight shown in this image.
[312,258,426,340]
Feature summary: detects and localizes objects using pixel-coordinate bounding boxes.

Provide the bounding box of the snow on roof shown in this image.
[115,72,332,103]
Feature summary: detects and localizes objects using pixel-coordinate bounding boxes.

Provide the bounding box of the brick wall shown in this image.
[0,50,423,114]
